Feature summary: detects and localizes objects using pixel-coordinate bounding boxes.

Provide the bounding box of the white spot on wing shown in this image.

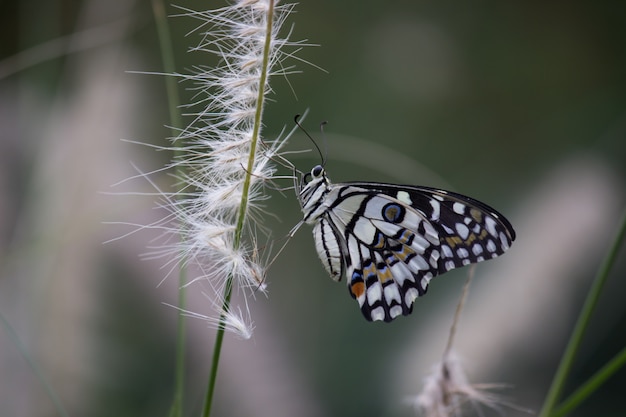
[485,216,498,236]
[500,232,510,250]
[409,254,429,272]
[412,235,430,253]
[390,305,403,319]
[397,191,412,205]
[405,288,419,306]
[370,306,385,321]
[392,268,408,287]
[429,199,440,221]
[352,217,377,244]
[455,223,470,239]
[429,250,440,268]
[367,282,382,305]
[356,293,366,307]
[453,202,465,214]
[389,261,410,284]
[423,222,440,245]
[384,285,401,305]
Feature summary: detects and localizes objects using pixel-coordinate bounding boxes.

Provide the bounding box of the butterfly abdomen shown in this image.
[313,218,345,281]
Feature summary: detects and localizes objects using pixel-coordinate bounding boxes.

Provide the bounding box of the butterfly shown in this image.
[297,164,516,322]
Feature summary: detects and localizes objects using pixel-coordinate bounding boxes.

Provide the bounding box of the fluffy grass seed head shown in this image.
[153,0,301,338]
[408,352,515,417]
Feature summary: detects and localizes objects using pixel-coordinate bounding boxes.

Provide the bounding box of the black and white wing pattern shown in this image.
[298,164,516,322]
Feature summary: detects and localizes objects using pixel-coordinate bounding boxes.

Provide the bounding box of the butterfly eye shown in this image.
[312,165,323,177]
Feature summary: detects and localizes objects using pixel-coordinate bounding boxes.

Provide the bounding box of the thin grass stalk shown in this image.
[539,209,626,417]
[0,312,70,417]
[443,265,475,359]
[552,346,626,417]
[150,1,186,416]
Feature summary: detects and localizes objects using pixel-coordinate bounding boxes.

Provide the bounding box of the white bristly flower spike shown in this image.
[408,352,513,417]
[147,0,304,338]
[405,269,526,417]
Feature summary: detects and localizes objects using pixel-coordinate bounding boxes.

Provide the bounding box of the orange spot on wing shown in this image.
[350,282,365,298]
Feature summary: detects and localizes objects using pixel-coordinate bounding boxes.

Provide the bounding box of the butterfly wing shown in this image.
[317,182,515,322]
[353,182,517,270]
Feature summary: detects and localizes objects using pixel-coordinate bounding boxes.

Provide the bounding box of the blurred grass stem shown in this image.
[0,312,70,417]
[443,265,475,359]
[552,346,626,417]
[539,209,626,417]
[151,1,186,416]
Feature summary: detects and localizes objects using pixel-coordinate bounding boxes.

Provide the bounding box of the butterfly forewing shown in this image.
[347,183,516,272]
[299,167,515,323]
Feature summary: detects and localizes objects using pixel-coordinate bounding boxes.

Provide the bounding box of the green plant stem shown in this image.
[538,209,626,417]
[552,346,626,417]
[0,312,70,417]
[201,2,275,417]
[151,1,185,417]
[202,280,233,417]
[152,0,182,134]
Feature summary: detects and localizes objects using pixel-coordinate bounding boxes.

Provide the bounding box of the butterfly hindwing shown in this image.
[321,187,441,322]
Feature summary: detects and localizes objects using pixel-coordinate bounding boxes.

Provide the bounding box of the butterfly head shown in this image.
[298,165,331,220]
[302,164,324,185]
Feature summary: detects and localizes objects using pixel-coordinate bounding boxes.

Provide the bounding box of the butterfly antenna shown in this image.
[319,120,329,167]
[294,114,326,167]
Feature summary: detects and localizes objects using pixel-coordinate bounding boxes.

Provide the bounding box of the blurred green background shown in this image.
[1,1,625,416]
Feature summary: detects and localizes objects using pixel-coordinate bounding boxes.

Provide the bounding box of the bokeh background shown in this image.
[1,1,625,416]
